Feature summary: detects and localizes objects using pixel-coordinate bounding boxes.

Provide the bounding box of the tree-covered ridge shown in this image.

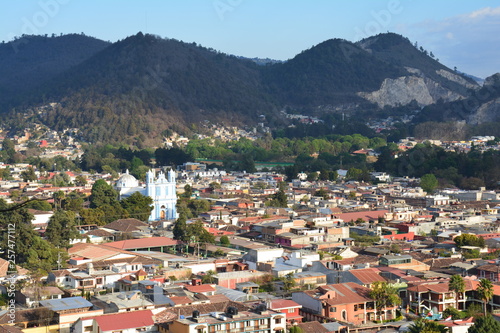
[262,38,407,105]
[17,33,274,145]
[0,34,110,108]
[375,142,500,189]
[0,32,479,145]
[358,32,477,94]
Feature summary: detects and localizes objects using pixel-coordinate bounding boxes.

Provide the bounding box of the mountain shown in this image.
[356,33,479,107]
[415,73,500,124]
[0,32,485,144]
[20,33,276,144]
[262,38,407,106]
[0,34,110,108]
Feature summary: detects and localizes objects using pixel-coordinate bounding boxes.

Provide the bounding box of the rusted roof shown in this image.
[349,268,386,284]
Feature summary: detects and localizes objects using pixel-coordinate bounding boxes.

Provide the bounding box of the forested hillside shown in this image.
[0,32,483,145]
[0,34,109,108]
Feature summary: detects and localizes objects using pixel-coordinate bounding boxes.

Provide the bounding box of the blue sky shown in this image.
[2,0,499,78]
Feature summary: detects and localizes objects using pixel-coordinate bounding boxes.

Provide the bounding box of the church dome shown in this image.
[116,170,139,189]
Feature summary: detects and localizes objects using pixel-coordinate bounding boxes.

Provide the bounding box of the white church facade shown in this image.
[115,169,177,221]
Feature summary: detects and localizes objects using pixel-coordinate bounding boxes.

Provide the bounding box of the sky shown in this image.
[1,0,499,78]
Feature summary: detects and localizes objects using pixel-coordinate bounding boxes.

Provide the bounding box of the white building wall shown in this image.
[292,292,322,314]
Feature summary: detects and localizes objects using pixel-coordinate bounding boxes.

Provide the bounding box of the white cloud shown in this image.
[403,6,500,78]
[466,6,500,20]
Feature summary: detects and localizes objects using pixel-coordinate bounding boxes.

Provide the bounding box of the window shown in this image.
[275,318,281,324]
[246,321,251,327]
[84,326,93,332]
[288,308,295,313]
[330,307,336,312]
[80,280,93,286]
[96,278,103,284]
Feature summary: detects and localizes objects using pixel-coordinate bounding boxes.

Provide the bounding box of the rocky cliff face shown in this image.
[358,75,463,107]
[436,69,478,90]
[468,97,500,124]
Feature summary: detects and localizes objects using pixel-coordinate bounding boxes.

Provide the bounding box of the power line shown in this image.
[0,197,51,213]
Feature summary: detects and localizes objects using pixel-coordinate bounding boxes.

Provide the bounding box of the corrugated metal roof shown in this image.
[39,296,92,311]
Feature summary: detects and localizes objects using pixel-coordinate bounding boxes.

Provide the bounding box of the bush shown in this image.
[442,307,464,320]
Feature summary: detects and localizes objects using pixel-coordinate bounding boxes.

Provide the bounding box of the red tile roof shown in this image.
[269,299,302,310]
[169,296,192,305]
[185,284,216,293]
[105,237,180,250]
[349,268,386,284]
[334,210,389,222]
[305,283,373,306]
[92,310,154,331]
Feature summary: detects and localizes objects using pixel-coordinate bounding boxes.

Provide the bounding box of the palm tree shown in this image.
[448,274,465,310]
[477,278,494,315]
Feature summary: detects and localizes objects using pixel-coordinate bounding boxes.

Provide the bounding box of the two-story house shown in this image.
[292,282,397,325]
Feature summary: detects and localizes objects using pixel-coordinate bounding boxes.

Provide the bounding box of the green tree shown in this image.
[220,235,230,247]
[173,215,188,241]
[120,192,153,221]
[89,179,120,209]
[442,307,462,320]
[468,315,500,333]
[454,234,485,248]
[201,270,216,284]
[314,188,330,200]
[62,191,85,212]
[79,208,106,226]
[268,183,288,208]
[0,167,12,180]
[209,182,221,191]
[74,175,88,186]
[1,138,16,163]
[407,318,448,333]
[183,184,193,198]
[390,243,401,254]
[466,303,483,318]
[449,274,465,311]
[20,167,37,182]
[368,281,401,321]
[346,167,363,181]
[0,199,60,273]
[187,199,211,216]
[477,278,494,315]
[282,272,296,292]
[45,210,80,249]
[420,173,438,193]
[187,220,215,244]
[24,199,53,211]
[288,326,303,333]
[213,248,225,257]
[468,314,500,333]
